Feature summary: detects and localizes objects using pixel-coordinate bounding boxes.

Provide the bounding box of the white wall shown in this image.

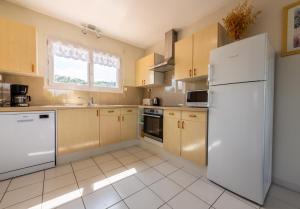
[0,1,145,87]
[147,0,300,192]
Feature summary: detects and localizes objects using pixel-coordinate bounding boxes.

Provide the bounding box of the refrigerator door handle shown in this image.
[208,90,213,107]
[208,64,213,82]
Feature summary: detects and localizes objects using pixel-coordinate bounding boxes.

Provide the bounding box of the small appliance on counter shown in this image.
[152,97,160,106]
[142,97,161,106]
[142,98,153,106]
[10,84,31,107]
[186,90,208,107]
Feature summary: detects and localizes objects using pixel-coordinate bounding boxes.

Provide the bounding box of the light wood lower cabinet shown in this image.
[100,109,121,146]
[57,109,100,155]
[121,108,138,141]
[100,108,138,146]
[57,107,138,154]
[163,110,207,165]
[163,110,181,156]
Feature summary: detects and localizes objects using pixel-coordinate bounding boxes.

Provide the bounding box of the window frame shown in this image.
[47,38,123,93]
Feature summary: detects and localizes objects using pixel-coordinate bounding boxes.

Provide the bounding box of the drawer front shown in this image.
[164,110,181,119]
[182,111,206,122]
[100,108,120,116]
[121,108,137,115]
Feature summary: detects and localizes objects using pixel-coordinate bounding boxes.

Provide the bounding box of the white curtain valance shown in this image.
[93,52,120,69]
[49,41,89,61]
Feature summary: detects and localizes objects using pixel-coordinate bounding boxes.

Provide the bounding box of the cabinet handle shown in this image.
[108,110,115,113]
[182,121,185,129]
[168,112,174,116]
[31,64,35,72]
[193,68,196,76]
[127,109,132,112]
[118,115,121,121]
[122,116,124,121]
[177,120,181,129]
[189,114,197,118]
[96,110,99,117]
[189,69,192,77]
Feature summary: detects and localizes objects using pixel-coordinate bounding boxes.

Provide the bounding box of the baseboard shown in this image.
[273,176,300,193]
[56,139,139,165]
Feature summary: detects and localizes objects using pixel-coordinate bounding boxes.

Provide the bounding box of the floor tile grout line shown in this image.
[209,190,226,208]
[41,170,45,204]
[0,179,12,203]
[3,171,45,193]
[70,162,87,209]
[91,157,129,209]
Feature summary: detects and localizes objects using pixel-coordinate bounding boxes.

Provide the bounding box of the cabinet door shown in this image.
[163,111,181,156]
[57,109,99,155]
[135,53,155,86]
[100,109,121,146]
[0,18,9,71]
[0,17,36,74]
[135,59,144,86]
[193,24,218,78]
[174,36,193,80]
[121,114,137,141]
[181,112,207,165]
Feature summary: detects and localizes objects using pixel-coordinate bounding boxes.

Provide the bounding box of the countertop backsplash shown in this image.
[2,74,144,106]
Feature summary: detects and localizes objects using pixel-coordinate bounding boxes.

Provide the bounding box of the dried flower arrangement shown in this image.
[223,1,261,40]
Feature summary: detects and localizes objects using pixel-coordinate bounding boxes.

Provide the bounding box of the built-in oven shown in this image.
[186,90,208,107]
[142,108,163,143]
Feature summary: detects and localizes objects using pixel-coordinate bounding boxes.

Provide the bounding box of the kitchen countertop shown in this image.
[0,105,139,112]
[0,104,208,112]
[139,105,208,112]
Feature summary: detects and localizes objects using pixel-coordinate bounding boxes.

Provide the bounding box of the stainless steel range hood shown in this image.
[149,30,177,72]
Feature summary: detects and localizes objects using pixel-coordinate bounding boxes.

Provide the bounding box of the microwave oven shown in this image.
[186,90,208,107]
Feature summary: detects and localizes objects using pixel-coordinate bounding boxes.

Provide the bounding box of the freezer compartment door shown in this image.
[207,82,266,204]
[0,112,55,174]
[209,34,267,85]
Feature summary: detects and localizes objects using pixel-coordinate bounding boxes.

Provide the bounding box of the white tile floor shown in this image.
[0,145,299,209]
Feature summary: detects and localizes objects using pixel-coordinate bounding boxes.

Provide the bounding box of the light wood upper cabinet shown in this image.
[121,108,138,141]
[163,109,207,166]
[0,17,36,75]
[135,53,164,86]
[181,112,207,165]
[163,110,181,156]
[175,23,228,80]
[100,109,121,146]
[57,109,100,155]
[174,36,193,80]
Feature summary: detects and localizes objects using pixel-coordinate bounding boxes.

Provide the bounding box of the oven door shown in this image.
[143,114,163,142]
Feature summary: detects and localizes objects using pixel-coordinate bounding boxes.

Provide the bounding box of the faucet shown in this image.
[88,96,95,106]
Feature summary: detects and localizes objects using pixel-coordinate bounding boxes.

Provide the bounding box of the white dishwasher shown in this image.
[0,111,56,180]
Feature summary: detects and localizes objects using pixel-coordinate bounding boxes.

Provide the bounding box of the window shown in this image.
[48,40,121,92]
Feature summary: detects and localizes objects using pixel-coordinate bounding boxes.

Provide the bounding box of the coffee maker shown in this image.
[10,84,31,107]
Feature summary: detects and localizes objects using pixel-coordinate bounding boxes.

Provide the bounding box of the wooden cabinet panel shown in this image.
[0,17,36,75]
[57,109,99,155]
[193,24,218,77]
[174,36,193,80]
[163,115,181,156]
[182,111,206,122]
[100,109,121,146]
[121,113,137,141]
[174,23,228,80]
[135,53,154,86]
[121,108,138,115]
[181,112,207,165]
[0,18,9,71]
[164,110,181,119]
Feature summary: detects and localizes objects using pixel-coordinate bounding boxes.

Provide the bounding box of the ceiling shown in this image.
[7,0,231,49]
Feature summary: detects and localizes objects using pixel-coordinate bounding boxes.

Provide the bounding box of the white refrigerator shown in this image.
[207,33,275,205]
